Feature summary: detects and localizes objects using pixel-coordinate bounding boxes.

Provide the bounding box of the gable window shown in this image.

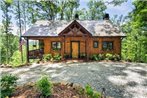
[52,42,61,50]
[102,41,113,51]
[93,41,98,48]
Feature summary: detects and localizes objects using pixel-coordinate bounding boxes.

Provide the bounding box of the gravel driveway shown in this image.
[1,62,147,98]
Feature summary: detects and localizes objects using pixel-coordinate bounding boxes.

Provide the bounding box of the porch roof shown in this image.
[22,20,126,37]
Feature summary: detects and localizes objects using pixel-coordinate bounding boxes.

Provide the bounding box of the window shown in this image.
[93,41,98,48]
[52,42,61,50]
[102,41,113,51]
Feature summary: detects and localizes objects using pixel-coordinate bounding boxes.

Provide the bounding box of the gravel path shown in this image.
[1,62,147,98]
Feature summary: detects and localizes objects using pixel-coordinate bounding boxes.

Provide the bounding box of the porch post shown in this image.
[26,38,29,63]
[86,36,90,61]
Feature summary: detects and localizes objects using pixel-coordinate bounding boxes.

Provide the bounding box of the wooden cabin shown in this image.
[22,15,125,62]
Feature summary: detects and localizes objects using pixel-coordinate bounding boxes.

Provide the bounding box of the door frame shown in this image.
[70,41,80,58]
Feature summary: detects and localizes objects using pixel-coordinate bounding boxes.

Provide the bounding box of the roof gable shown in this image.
[58,20,92,37]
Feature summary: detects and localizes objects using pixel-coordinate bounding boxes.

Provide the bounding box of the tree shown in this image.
[122,0,147,62]
[64,0,80,20]
[25,1,39,24]
[105,0,128,6]
[57,0,68,20]
[12,0,24,62]
[0,0,13,63]
[36,0,58,20]
[87,0,106,20]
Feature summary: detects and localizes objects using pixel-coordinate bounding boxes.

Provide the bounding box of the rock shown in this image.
[72,96,79,98]
[61,81,68,85]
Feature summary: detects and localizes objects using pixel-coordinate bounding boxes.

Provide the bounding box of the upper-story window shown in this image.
[93,41,98,48]
[52,42,61,50]
[102,41,113,51]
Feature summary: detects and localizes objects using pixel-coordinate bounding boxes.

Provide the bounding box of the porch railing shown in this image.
[29,49,44,59]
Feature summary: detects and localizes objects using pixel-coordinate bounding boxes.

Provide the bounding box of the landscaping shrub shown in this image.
[85,84,101,98]
[98,54,105,60]
[43,54,52,61]
[0,74,18,98]
[105,53,113,60]
[91,53,121,61]
[36,76,52,97]
[53,54,62,61]
[91,54,105,61]
[91,54,99,61]
[113,54,121,61]
[85,84,94,97]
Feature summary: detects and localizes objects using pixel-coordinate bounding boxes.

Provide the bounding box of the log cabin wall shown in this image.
[43,36,121,58]
[43,37,64,56]
[43,36,87,57]
[89,37,121,56]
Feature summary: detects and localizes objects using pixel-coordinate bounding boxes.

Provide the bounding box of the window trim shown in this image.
[51,41,62,50]
[93,41,99,48]
[102,41,113,51]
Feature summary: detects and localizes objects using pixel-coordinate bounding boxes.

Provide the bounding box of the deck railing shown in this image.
[29,49,44,59]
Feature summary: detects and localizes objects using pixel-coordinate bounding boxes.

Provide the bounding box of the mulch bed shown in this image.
[11,82,88,98]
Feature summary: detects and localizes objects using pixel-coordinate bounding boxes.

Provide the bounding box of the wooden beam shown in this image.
[26,38,29,63]
[69,27,74,33]
[86,36,90,61]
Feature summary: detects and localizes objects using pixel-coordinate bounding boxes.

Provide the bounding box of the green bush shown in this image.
[91,54,105,61]
[36,76,52,97]
[91,53,121,61]
[98,54,105,60]
[43,54,52,61]
[105,53,113,60]
[91,54,99,61]
[10,50,26,67]
[53,54,62,61]
[113,54,121,61]
[85,84,94,97]
[85,84,101,98]
[0,74,18,98]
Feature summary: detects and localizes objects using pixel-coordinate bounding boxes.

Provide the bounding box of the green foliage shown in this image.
[43,54,62,62]
[91,54,105,61]
[0,74,18,98]
[36,76,52,97]
[121,0,147,63]
[85,84,101,98]
[93,92,101,98]
[10,49,26,67]
[87,0,107,20]
[85,84,94,97]
[91,54,99,61]
[5,0,13,4]
[91,53,120,61]
[105,53,113,60]
[43,54,52,61]
[0,0,13,64]
[98,54,105,60]
[53,54,62,61]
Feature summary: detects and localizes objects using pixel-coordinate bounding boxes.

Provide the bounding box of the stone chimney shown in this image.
[103,13,109,20]
[74,13,79,20]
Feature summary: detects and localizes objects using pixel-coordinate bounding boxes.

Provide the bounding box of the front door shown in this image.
[71,42,79,58]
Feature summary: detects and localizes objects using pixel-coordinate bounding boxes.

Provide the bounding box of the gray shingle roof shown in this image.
[22,20,125,37]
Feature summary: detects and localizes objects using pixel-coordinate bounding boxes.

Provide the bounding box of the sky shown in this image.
[0,0,134,26]
[79,0,134,17]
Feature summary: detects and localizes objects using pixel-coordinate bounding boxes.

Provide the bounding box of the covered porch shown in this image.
[25,37,44,63]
